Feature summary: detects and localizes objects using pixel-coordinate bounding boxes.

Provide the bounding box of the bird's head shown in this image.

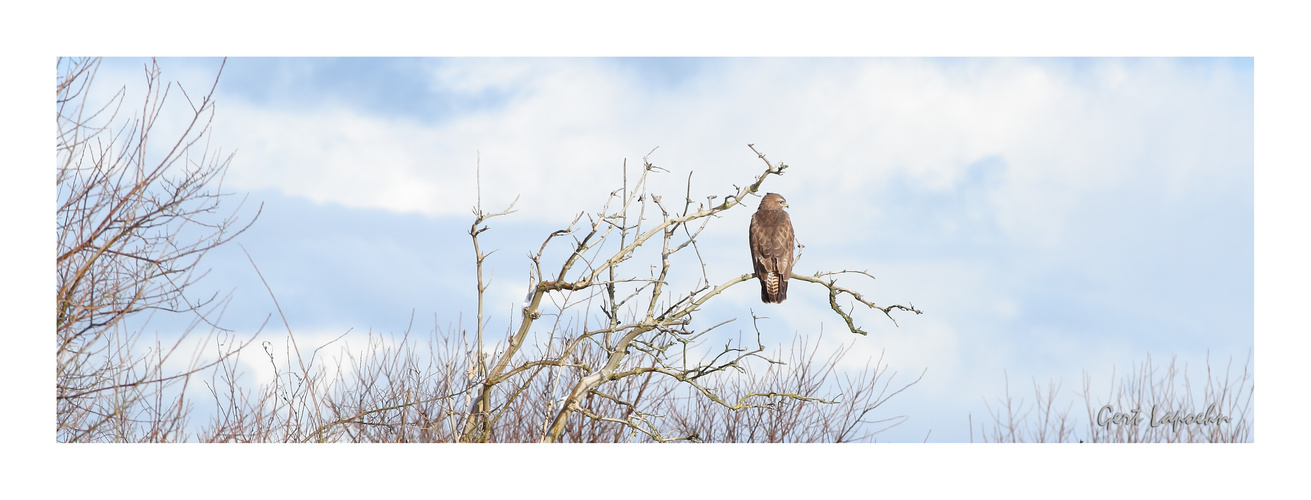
[761,192,788,210]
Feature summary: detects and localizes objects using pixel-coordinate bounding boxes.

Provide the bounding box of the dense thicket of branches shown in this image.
[56,57,259,442]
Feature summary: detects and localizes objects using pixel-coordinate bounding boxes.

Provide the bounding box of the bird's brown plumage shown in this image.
[749,193,795,303]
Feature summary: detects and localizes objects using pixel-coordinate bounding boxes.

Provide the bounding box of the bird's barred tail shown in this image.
[761,272,788,303]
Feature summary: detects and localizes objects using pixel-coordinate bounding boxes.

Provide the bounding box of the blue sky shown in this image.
[79,56,1254,443]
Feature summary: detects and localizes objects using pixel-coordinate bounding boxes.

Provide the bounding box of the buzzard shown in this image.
[749,193,795,303]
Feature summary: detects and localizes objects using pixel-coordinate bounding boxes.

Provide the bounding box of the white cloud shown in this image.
[209,59,1250,252]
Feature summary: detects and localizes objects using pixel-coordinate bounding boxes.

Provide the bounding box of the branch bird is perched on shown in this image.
[749,193,795,303]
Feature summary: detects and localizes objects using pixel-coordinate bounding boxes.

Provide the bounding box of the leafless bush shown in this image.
[56,57,258,442]
[973,351,1253,443]
[199,324,922,443]
[660,332,923,443]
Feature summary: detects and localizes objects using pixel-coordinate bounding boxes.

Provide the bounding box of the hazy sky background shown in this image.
[81,56,1254,443]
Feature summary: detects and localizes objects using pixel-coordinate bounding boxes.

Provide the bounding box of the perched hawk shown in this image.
[749,193,795,303]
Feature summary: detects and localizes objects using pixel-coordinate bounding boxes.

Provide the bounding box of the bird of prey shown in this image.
[748,193,795,303]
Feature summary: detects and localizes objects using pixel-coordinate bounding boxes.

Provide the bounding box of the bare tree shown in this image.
[56,57,258,442]
[453,146,923,443]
